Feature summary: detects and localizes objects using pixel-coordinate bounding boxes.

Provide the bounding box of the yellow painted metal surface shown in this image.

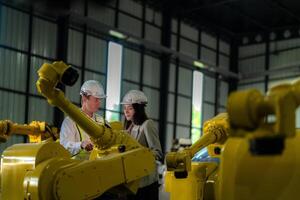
[1,141,70,200]
[165,162,217,200]
[0,120,59,143]
[217,79,300,200]
[218,134,300,200]
[165,114,227,200]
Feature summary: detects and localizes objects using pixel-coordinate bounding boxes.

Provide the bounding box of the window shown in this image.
[106,42,123,121]
[192,71,203,143]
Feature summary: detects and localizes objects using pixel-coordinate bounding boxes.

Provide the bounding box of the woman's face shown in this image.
[123,104,135,121]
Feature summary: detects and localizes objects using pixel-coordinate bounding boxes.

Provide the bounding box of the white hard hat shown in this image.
[120,90,148,105]
[80,80,106,99]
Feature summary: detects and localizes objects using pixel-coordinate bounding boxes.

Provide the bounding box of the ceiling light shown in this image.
[109,30,127,39]
[193,61,205,69]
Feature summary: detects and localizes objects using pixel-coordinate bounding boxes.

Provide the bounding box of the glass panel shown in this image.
[143,87,160,120]
[146,7,162,26]
[201,32,216,49]
[192,71,203,128]
[119,0,142,17]
[28,97,54,123]
[68,29,83,66]
[167,93,175,123]
[220,81,229,107]
[88,2,115,26]
[220,40,230,55]
[123,48,141,82]
[219,55,229,70]
[32,18,57,58]
[178,67,192,96]
[239,44,265,58]
[202,103,215,124]
[176,125,190,139]
[176,96,191,126]
[85,36,107,73]
[121,81,139,99]
[0,91,25,123]
[166,123,174,152]
[171,34,177,50]
[0,49,27,91]
[180,22,198,41]
[203,76,216,103]
[172,18,178,33]
[145,24,161,44]
[0,6,29,50]
[168,64,176,92]
[119,13,142,37]
[106,42,122,121]
[180,38,198,58]
[143,55,160,88]
[201,47,216,65]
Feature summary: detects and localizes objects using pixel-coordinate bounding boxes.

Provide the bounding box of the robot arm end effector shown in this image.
[36,61,79,99]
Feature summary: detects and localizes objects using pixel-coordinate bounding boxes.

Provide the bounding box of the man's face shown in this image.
[123,104,135,121]
[83,95,101,113]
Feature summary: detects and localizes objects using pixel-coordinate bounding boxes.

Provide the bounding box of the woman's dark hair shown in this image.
[124,103,148,129]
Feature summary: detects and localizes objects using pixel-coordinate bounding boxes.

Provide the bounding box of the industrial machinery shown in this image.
[1,61,155,200]
[165,79,300,200]
[0,120,59,143]
[165,113,229,200]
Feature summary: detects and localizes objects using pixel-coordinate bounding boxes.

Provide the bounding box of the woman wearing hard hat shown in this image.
[121,90,163,200]
[60,80,106,158]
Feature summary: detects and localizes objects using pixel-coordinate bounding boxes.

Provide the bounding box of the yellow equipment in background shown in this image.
[0,120,59,143]
[165,113,229,200]
[165,79,300,200]
[1,61,155,200]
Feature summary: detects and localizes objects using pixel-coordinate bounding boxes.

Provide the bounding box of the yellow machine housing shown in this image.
[218,80,300,200]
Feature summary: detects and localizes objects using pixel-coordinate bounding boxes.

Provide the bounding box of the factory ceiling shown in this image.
[147,0,300,43]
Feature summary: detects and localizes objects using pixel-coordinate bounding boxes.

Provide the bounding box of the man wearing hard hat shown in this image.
[60,80,106,157]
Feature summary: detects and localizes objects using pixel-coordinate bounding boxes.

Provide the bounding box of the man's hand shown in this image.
[81,139,94,151]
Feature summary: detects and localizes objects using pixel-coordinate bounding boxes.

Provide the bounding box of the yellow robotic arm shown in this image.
[1,61,155,200]
[36,61,141,151]
[165,113,229,200]
[0,120,59,143]
[166,113,228,176]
